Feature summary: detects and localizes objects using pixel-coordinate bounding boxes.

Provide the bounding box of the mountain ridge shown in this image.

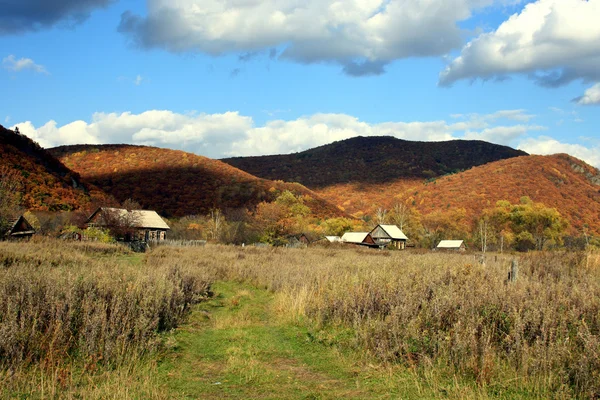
[222,136,529,188]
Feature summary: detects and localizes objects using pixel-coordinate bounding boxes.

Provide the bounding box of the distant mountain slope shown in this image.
[222,136,528,188]
[317,154,600,235]
[0,125,108,211]
[50,144,344,218]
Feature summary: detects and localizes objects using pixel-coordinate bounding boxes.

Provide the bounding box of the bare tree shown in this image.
[374,207,388,225]
[206,209,224,241]
[389,203,411,230]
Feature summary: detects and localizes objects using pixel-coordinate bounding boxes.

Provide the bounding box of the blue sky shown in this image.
[1,0,599,167]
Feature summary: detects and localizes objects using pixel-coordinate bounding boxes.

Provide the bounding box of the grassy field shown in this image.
[1,240,599,398]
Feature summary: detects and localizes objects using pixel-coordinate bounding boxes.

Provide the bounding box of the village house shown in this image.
[2,215,35,240]
[285,233,311,248]
[87,207,170,241]
[341,232,377,248]
[369,224,408,249]
[436,240,467,251]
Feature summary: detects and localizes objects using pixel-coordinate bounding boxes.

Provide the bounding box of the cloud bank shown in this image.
[0,0,114,35]
[119,0,506,76]
[12,108,562,162]
[440,0,600,89]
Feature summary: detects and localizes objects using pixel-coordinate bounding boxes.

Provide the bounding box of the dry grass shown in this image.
[0,238,214,397]
[148,245,600,398]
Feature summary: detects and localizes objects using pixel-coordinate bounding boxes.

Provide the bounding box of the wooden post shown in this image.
[509,259,518,282]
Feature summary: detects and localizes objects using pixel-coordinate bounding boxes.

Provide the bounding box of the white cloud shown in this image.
[118,0,513,75]
[4,116,10,124]
[518,136,600,168]
[574,83,600,105]
[134,75,143,85]
[2,55,49,74]
[440,0,600,87]
[13,108,546,159]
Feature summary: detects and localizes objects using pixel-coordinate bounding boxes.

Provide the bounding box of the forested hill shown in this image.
[0,125,109,211]
[222,136,528,188]
[316,152,600,235]
[49,144,345,218]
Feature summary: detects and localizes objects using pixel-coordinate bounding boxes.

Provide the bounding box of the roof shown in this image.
[341,232,370,244]
[374,225,408,240]
[437,240,465,249]
[325,236,342,243]
[4,216,35,236]
[89,207,170,230]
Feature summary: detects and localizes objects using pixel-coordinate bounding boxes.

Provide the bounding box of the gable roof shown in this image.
[341,232,370,244]
[88,207,170,230]
[325,236,342,243]
[4,215,35,237]
[371,224,408,240]
[437,240,465,249]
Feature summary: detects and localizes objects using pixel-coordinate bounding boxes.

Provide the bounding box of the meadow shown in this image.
[1,239,599,398]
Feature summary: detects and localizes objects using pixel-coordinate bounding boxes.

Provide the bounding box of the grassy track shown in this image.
[158,281,485,400]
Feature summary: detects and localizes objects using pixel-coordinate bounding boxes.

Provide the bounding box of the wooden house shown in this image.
[341,232,377,248]
[2,215,35,239]
[87,207,170,241]
[369,224,408,249]
[286,233,310,248]
[436,240,467,251]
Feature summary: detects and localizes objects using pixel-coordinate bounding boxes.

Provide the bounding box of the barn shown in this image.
[87,207,170,241]
[369,224,409,249]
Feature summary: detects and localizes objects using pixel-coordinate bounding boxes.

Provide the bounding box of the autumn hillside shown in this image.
[0,125,109,211]
[401,154,600,234]
[324,153,600,235]
[223,136,527,188]
[50,145,345,218]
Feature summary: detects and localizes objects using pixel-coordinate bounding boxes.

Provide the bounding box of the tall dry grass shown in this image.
[147,245,600,397]
[0,239,213,370]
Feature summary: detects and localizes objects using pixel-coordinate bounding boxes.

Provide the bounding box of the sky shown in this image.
[1,0,599,167]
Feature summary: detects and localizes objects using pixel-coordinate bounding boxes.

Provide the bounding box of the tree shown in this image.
[483,197,568,251]
[0,166,22,235]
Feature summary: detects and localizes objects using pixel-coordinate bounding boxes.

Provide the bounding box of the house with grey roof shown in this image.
[341,232,377,248]
[87,207,170,241]
[369,224,409,249]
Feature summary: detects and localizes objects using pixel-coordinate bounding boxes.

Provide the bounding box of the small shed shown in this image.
[341,232,377,248]
[325,236,342,243]
[3,215,35,239]
[369,224,408,249]
[436,240,467,251]
[87,207,170,241]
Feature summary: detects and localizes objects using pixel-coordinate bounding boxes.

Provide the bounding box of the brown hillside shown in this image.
[317,154,600,235]
[223,136,527,188]
[49,145,344,218]
[0,125,109,211]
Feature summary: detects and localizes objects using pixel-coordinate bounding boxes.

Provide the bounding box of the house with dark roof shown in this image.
[2,215,36,239]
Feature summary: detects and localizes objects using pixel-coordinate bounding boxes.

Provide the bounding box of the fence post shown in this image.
[509,259,518,283]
